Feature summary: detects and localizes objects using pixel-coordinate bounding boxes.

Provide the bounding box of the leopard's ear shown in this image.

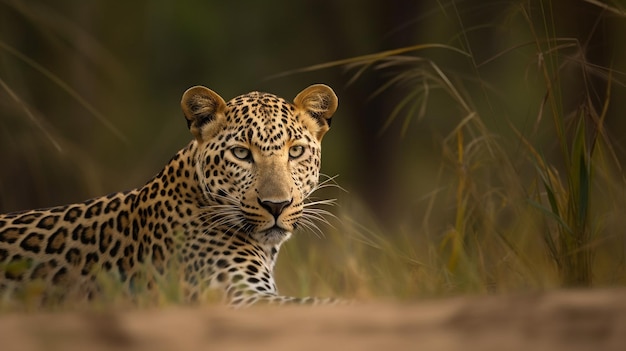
[293,84,338,141]
[181,86,227,142]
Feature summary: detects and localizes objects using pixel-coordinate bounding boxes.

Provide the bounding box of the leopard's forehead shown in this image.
[223,92,311,148]
[225,91,295,123]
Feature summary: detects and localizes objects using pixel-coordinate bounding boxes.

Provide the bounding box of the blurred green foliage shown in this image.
[2,0,626,301]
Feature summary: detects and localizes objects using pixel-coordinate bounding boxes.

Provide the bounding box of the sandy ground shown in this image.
[2,288,625,351]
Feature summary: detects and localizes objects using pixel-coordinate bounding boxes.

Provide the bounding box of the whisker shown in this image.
[298,218,324,239]
[304,207,339,221]
[315,174,347,193]
[302,198,337,207]
[302,213,335,229]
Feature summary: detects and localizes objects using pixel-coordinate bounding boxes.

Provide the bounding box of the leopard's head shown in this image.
[181,84,338,246]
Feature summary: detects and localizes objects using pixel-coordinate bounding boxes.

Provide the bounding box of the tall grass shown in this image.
[276,0,626,299]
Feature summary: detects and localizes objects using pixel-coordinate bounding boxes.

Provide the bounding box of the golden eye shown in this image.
[289,145,305,159]
[232,147,251,160]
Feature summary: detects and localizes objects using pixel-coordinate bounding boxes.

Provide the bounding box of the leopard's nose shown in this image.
[258,198,293,219]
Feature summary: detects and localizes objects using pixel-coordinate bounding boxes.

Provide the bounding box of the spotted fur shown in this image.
[0,84,339,307]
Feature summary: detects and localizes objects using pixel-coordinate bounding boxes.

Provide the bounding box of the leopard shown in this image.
[0,84,339,308]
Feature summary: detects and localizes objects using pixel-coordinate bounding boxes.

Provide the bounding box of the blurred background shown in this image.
[1,0,626,301]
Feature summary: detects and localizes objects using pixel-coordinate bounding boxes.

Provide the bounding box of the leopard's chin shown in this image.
[252,226,292,246]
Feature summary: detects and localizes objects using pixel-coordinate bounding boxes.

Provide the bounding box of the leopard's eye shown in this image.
[232,147,251,161]
[289,145,305,159]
